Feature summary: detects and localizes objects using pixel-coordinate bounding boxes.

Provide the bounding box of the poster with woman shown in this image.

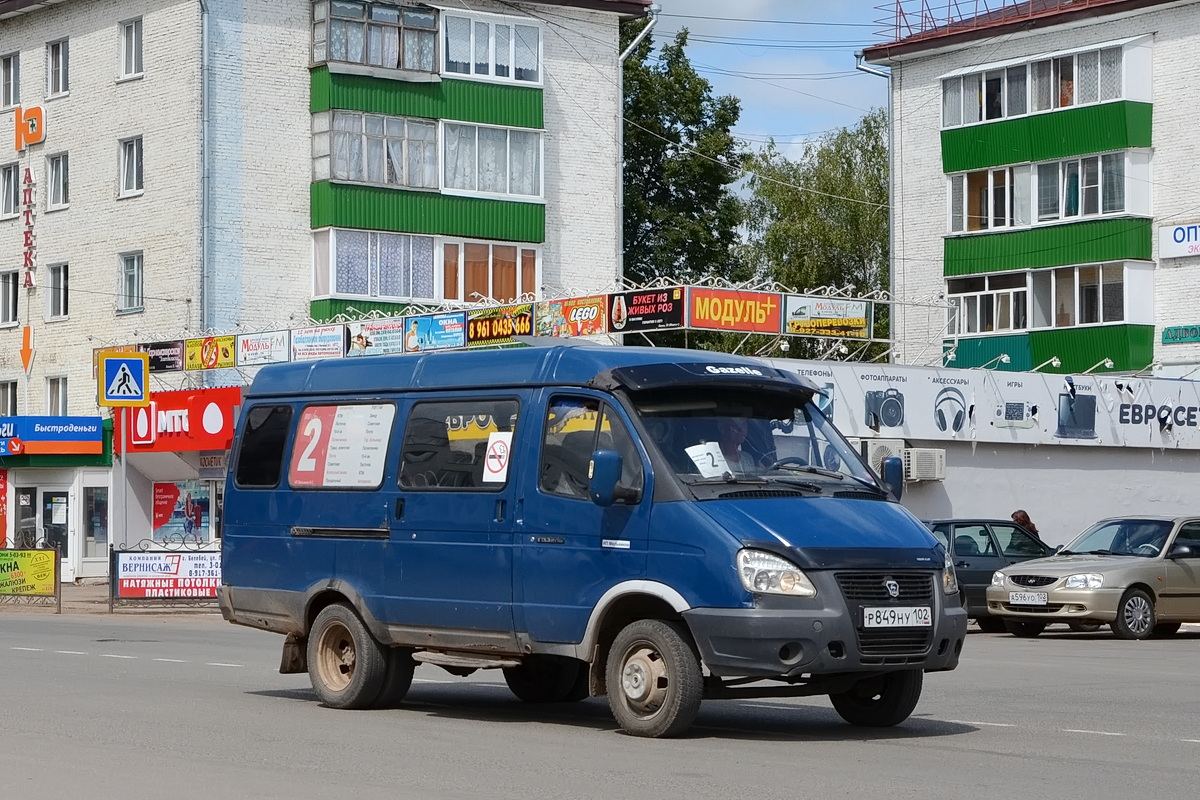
[152,481,211,541]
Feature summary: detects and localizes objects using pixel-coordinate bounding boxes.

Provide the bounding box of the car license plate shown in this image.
[863,606,932,628]
[1009,591,1048,605]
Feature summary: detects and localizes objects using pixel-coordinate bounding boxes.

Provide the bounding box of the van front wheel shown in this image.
[307,603,387,709]
[830,669,923,727]
[606,620,703,738]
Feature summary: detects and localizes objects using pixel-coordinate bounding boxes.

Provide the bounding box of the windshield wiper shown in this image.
[768,477,824,493]
[687,475,770,486]
[1084,549,1115,555]
[769,462,845,481]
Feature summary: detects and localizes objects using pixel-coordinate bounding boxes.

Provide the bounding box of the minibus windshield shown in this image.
[630,387,879,489]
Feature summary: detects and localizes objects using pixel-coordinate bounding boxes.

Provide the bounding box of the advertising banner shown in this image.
[534,296,607,338]
[0,416,104,456]
[345,319,408,357]
[151,481,210,540]
[185,336,236,371]
[402,312,467,352]
[91,345,138,378]
[0,549,56,596]
[0,469,6,548]
[115,551,221,599]
[292,325,345,361]
[142,340,186,373]
[608,287,686,334]
[467,304,534,347]
[116,387,242,452]
[688,288,783,334]
[288,404,396,487]
[784,295,872,339]
[237,330,290,366]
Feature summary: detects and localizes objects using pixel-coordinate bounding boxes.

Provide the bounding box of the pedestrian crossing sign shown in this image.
[99,352,150,407]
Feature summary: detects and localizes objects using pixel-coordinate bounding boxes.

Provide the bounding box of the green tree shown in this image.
[743,109,890,358]
[621,22,745,287]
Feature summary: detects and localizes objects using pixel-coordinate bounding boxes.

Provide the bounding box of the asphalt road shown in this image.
[2,614,1198,800]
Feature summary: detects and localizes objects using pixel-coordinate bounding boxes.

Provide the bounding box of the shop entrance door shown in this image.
[16,486,74,582]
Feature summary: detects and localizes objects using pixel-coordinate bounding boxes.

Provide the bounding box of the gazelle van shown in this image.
[219,344,966,737]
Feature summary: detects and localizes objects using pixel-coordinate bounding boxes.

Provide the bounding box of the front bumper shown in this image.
[985,584,1123,622]
[683,571,967,678]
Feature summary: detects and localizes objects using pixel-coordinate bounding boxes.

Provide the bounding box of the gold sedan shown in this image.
[985,516,1200,639]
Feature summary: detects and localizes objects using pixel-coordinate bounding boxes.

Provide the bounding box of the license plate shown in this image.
[1009,591,1048,605]
[863,606,932,628]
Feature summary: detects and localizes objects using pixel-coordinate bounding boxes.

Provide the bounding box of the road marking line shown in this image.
[11,647,43,651]
[100,654,137,659]
[55,650,87,655]
[1062,729,1126,736]
[153,658,188,663]
[1183,739,1200,744]
[949,720,1016,727]
[205,662,243,668]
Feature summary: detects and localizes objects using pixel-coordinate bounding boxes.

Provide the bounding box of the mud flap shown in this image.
[280,633,307,674]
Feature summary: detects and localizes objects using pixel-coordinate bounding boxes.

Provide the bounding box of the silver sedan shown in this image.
[984,516,1200,639]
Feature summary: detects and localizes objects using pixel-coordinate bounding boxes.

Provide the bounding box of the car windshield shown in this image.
[629,386,879,490]
[1062,519,1174,557]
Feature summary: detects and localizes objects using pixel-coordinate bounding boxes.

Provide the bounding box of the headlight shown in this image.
[1065,573,1103,589]
[992,571,1006,587]
[943,550,959,595]
[737,550,816,597]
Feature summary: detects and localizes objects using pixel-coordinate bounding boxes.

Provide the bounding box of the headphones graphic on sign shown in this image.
[933,386,968,433]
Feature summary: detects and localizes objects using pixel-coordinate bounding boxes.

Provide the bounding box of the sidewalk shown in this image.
[0,582,220,615]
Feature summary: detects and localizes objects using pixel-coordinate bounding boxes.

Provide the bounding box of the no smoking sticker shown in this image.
[482,432,514,483]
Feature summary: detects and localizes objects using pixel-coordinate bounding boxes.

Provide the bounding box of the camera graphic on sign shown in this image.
[865,388,905,429]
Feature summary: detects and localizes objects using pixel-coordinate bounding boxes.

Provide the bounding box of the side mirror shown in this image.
[1167,543,1195,559]
[881,455,904,501]
[589,450,623,507]
[1055,544,1065,553]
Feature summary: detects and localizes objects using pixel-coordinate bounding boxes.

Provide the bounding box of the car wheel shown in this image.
[1111,588,1156,640]
[606,619,703,738]
[373,647,416,708]
[307,603,388,709]
[1004,620,1046,638]
[1067,622,1102,633]
[503,656,588,703]
[830,669,923,727]
[975,616,1007,633]
[1152,623,1181,637]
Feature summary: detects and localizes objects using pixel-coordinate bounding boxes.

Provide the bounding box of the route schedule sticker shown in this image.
[288,404,396,488]
[482,432,514,483]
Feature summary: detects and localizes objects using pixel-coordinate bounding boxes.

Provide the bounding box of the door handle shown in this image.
[494,499,506,523]
[394,499,405,520]
[955,561,970,568]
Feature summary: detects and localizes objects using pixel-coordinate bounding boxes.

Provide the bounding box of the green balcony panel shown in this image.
[310,298,419,322]
[944,334,1033,371]
[941,101,1152,173]
[311,182,546,243]
[944,218,1151,276]
[311,67,543,129]
[1029,325,1154,374]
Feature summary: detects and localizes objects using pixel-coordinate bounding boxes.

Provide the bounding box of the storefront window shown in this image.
[84,487,108,557]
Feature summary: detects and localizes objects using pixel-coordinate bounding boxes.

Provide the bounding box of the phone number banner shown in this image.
[0,550,56,596]
[115,552,222,599]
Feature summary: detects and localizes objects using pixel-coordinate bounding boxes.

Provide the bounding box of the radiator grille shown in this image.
[1010,575,1057,587]
[835,572,935,603]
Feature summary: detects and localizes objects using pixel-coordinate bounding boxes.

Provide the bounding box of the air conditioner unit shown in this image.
[861,438,906,474]
[903,448,946,481]
[844,437,863,455]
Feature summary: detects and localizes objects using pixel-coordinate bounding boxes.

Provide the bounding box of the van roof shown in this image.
[246,343,814,398]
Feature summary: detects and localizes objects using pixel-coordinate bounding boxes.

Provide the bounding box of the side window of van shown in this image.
[234,405,294,488]
[399,399,519,491]
[287,404,397,489]
[540,397,643,501]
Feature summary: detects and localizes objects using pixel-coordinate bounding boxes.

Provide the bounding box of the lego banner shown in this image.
[534,296,607,338]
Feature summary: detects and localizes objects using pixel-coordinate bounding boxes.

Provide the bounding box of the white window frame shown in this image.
[46,262,68,320]
[314,110,438,189]
[0,380,17,416]
[120,18,144,79]
[946,274,1029,336]
[313,1,439,73]
[442,11,542,85]
[1,52,19,108]
[46,152,69,210]
[950,264,1130,335]
[0,270,19,326]
[439,239,541,304]
[119,252,144,313]
[441,121,543,201]
[119,136,144,197]
[1,163,19,218]
[47,38,69,97]
[46,376,67,416]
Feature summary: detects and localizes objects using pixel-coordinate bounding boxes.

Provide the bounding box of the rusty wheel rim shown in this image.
[619,642,670,719]
[315,620,357,694]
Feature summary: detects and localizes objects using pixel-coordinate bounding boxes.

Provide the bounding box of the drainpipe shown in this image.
[855,50,893,361]
[616,4,660,284]
[198,0,211,382]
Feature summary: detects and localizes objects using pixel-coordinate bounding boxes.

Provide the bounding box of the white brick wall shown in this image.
[885,1,1200,369]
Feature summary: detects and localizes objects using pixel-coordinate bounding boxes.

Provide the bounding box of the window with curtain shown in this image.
[317,110,437,189]
[442,240,539,303]
[314,1,437,72]
[443,13,540,84]
[443,123,542,198]
[328,229,435,301]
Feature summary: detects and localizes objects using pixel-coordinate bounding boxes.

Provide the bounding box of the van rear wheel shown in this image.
[830,669,923,727]
[503,656,588,703]
[606,620,703,738]
[307,603,387,709]
[373,647,416,708]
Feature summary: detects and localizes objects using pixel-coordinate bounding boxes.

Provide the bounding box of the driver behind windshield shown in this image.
[716,417,759,476]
